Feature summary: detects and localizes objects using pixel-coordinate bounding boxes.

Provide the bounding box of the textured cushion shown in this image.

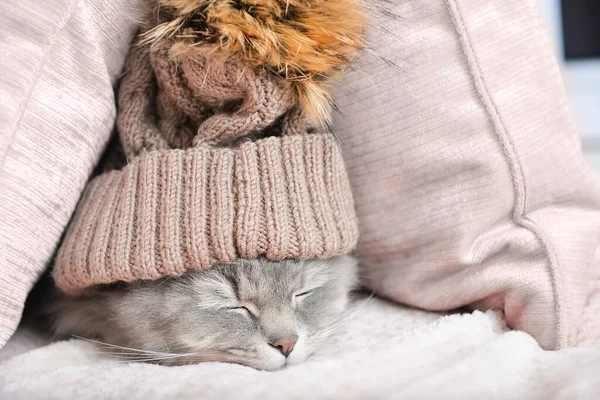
[335,0,600,349]
[0,0,142,346]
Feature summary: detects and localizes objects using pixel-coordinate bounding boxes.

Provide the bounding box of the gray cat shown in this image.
[44,256,358,370]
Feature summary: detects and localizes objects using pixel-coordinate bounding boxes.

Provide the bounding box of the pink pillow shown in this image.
[0,0,141,346]
[336,0,600,349]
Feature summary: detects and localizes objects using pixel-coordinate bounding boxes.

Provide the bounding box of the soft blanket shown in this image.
[2,296,599,400]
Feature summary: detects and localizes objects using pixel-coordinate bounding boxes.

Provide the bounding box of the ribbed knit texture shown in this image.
[52,29,358,293]
[54,135,357,291]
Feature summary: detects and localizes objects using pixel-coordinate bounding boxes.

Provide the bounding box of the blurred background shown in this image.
[536,0,600,169]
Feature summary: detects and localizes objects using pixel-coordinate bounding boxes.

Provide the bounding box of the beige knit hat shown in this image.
[53,0,365,293]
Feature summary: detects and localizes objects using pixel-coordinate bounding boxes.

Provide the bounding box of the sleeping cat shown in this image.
[44,256,358,371]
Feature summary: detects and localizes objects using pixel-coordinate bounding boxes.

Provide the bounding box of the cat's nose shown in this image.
[270,335,298,358]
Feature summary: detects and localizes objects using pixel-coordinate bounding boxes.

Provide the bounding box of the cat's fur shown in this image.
[44,256,358,370]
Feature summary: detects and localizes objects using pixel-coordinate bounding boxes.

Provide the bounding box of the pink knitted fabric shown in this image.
[52,37,358,293]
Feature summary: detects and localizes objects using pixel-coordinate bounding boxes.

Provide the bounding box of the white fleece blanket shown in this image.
[1,297,600,400]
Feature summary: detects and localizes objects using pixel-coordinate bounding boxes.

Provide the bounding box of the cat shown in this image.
[43,255,358,371]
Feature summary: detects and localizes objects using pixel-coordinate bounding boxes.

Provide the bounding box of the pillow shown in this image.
[0,0,142,346]
[335,0,600,349]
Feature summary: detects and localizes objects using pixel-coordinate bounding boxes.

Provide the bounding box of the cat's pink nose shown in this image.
[270,335,298,358]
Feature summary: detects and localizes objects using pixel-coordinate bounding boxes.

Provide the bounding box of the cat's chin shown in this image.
[234,353,286,371]
[254,359,288,371]
[250,356,304,371]
[248,340,310,371]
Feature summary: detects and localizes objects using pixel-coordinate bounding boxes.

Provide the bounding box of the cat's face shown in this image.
[49,255,358,371]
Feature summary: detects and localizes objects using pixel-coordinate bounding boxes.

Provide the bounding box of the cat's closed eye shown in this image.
[294,290,313,298]
[228,303,260,317]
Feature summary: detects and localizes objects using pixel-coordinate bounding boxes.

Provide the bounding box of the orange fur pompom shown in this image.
[142,0,367,121]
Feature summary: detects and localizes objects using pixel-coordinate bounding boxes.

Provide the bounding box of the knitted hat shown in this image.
[53,0,365,293]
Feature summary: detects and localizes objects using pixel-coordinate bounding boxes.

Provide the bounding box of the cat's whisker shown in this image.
[97,346,177,357]
[331,293,374,326]
[99,352,203,364]
[93,351,188,360]
[73,335,182,357]
[93,351,160,357]
[72,335,240,363]
[168,352,243,366]
[98,353,185,362]
[312,293,375,342]
[91,343,235,365]
[97,348,201,358]
[104,358,176,365]
[341,292,376,317]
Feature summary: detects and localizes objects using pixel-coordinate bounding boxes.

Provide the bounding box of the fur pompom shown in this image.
[142,0,367,121]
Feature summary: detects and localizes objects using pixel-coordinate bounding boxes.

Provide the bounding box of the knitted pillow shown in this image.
[0,0,142,347]
[335,0,600,350]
